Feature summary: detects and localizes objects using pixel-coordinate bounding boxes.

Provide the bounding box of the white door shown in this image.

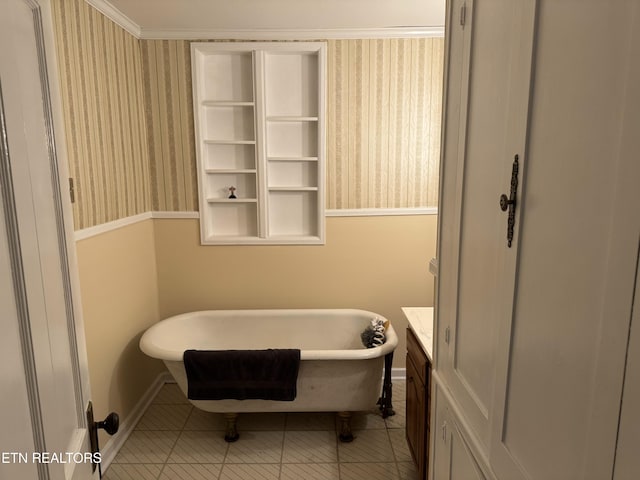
[0,1,97,479]
[437,1,640,479]
[436,0,536,451]
[489,2,640,480]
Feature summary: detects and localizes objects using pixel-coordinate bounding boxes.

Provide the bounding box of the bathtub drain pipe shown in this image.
[377,352,395,418]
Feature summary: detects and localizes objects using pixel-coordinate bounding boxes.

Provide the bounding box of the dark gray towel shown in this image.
[183,349,301,401]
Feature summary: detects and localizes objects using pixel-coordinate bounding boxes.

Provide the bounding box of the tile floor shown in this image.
[103,380,416,480]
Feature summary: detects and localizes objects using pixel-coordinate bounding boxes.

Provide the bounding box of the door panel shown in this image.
[430,383,450,480]
[0,176,40,480]
[491,2,640,479]
[406,355,425,475]
[0,1,96,478]
[430,381,487,480]
[437,0,530,449]
[449,423,485,480]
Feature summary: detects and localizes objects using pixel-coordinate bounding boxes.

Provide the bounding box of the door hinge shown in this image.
[445,326,451,345]
[460,3,467,27]
[68,178,75,203]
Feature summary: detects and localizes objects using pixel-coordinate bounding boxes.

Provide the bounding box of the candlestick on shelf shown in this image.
[228,186,237,199]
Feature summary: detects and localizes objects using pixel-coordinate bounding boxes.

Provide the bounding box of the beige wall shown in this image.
[154,215,437,366]
[75,220,165,438]
[75,212,434,431]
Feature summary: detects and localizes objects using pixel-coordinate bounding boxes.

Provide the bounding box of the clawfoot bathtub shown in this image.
[140,309,398,441]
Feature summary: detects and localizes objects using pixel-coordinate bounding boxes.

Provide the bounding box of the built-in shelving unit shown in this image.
[191,42,326,245]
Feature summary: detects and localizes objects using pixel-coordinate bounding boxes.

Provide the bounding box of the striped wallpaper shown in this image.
[51,0,150,230]
[140,40,198,212]
[327,39,443,209]
[52,1,443,228]
[140,38,443,212]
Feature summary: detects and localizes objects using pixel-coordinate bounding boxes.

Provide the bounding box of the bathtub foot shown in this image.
[337,412,354,442]
[223,413,239,442]
[377,352,395,418]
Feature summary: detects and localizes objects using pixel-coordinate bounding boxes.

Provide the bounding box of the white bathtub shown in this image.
[140,309,397,440]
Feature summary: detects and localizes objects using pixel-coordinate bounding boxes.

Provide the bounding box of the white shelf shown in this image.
[206,198,258,203]
[203,101,254,107]
[192,42,326,245]
[268,156,318,162]
[205,169,257,174]
[267,116,319,122]
[268,187,318,192]
[204,140,256,145]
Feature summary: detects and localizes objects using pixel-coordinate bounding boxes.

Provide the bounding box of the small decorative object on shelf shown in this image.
[228,186,237,199]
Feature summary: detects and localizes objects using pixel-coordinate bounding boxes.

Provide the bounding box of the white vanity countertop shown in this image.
[402,306,434,361]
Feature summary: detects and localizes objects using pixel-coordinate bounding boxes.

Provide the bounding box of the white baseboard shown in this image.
[99,371,173,471]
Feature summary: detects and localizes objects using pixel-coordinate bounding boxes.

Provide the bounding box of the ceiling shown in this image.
[88,0,446,38]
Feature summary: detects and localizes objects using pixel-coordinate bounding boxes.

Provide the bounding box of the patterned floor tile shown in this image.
[152,383,190,404]
[102,463,163,480]
[112,431,179,464]
[281,463,340,480]
[282,431,338,463]
[285,412,336,431]
[183,408,227,431]
[167,430,229,463]
[136,404,192,430]
[337,430,395,463]
[225,431,284,464]
[388,429,412,462]
[384,410,406,429]
[392,381,407,401]
[107,379,419,479]
[339,462,400,480]
[348,411,387,430]
[159,463,222,480]
[237,412,286,431]
[397,461,419,480]
[219,463,280,480]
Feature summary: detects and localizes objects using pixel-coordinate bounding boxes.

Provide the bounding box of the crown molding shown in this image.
[85,1,443,40]
[85,0,141,37]
[139,26,445,40]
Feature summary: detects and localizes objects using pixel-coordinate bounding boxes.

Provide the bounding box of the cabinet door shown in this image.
[449,423,486,480]
[406,355,426,478]
[489,2,640,479]
[430,382,449,480]
[436,0,533,450]
[431,382,486,480]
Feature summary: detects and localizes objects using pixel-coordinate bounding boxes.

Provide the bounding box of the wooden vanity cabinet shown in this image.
[406,327,432,480]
